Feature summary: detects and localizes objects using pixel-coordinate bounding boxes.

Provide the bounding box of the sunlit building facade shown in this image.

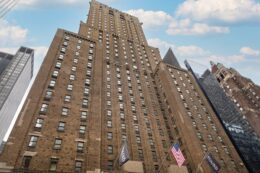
[0,1,247,173]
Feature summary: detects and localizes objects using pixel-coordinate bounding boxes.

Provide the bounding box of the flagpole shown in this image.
[195,148,214,173]
[157,151,170,173]
[157,143,175,173]
[195,152,208,173]
[112,139,129,172]
[111,140,124,172]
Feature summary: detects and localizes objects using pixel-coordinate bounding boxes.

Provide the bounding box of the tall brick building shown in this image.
[0,1,248,173]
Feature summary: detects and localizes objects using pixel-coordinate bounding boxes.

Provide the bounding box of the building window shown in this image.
[57,122,65,132]
[85,79,90,85]
[119,103,124,110]
[223,146,230,155]
[107,160,113,170]
[22,156,32,169]
[214,146,219,153]
[136,136,141,144]
[121,123,126,130]
[84,88,90,96]
[61,107,69,116]
[35,118,44,129]
[218,136,223,142]
[49,158,58,171]
[70,74,75,80]
[82,99,88,108]
[67,84,73,91]
[81,111,87,121]
[65,36,70,40]
[107,110,112,117]
[40,103,48,114]
[49,80,56,88]
[120,112,125,120]
[72,66,76,72]
[202,144,207,151]
[64,95,71,102]
[208,135,213,141]
[87,63,92,68]
[107,100,111,106]
[75,160,82,173]
[138,149,143,159]
[53,138,62,150]
[77,142,84,152]
[154,164,159,171]
[86,70,91,76]
[79,125,86,134]
[197,132,203,140]
[107,132,113,140]
[108,145,113,154]
[88,55,93,61]
[52,70,59,78]
[28,136,38,147]
[45,90,53,100]
[55,62,62,69]
[107,120,112,128]
[152,151,157,162]
[58,54,64,60]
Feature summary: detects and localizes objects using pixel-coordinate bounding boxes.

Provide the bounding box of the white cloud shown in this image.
[148,38,209,59]
[240,47,260,56]
[167,19,229,35]
[0,20,28,47]
[176,0,260,23]
[0,17,48,74]
[17,0,116,8]
[127,9,230,35]
[147,38,245,67]
[147,38,175,55]
[175,45,210,57]
[206,54,245,64]
[19,0,85,5]
[126,9,172,28]
[126,1,259,36]
[31,46,49,73]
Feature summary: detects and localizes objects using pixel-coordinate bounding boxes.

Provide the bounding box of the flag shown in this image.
[119,140,130,166]
[205,153,221,172]
[171,143,185,167]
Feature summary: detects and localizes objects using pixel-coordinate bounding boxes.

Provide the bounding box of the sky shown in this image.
[0,0,260,84]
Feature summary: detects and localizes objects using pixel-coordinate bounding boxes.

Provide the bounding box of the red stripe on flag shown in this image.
[171,146,185,167]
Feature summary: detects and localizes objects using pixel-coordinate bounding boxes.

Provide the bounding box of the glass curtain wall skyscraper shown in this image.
[0,47,34,149]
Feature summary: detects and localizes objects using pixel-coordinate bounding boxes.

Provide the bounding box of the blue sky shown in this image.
[1,0,260,84]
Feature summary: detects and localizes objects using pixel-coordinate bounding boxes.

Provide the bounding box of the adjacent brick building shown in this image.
[0,1,248,173]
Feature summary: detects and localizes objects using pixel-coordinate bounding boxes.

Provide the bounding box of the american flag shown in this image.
[171,143,185,167]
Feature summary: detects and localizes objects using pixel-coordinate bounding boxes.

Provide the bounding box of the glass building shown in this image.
[0,47,34,149]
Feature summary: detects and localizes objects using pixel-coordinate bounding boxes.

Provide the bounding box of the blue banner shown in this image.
[206,153,221,172]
